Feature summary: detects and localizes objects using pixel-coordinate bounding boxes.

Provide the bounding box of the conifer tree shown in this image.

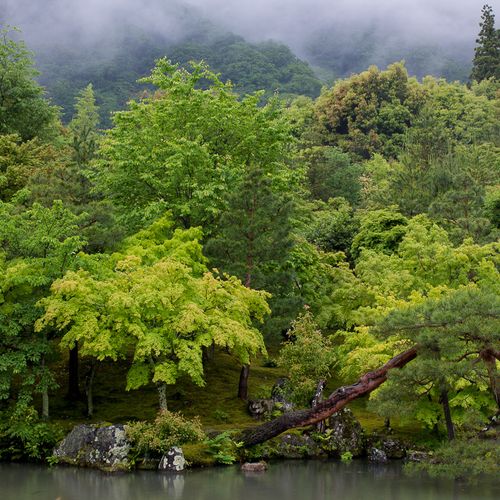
[69,84,99,169]
[470,5,500,82]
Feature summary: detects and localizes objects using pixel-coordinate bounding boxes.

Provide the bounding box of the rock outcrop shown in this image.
[248,399,274,419]
[271,378,295,413]
[368,447,388,463]
[158,447,186,472]
[275,433,325,458]
[241,461,268,472]
[322,408,364,457]
[53,424,131,472]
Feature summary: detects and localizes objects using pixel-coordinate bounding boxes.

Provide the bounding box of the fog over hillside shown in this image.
[186,0,494,51]
[2,0,498,114]
[3,0,497,60]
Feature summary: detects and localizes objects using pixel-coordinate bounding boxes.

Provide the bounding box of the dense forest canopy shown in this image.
[0,1,499,480]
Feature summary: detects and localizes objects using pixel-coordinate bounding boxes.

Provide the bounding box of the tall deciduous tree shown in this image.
[0,28,58,141]
[95,59,294,234]
[37,216,270,411]
[470,5,500,83]
[314,62,426,160]
[0,201,85,418]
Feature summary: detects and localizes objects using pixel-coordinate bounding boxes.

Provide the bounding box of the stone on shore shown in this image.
[53,424,131,472]
[241,461,268,472]
[158,447,186,472]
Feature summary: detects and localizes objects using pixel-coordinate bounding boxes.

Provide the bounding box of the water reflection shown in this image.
[2,460,499,500]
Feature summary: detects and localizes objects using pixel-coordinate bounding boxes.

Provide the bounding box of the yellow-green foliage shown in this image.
[331,214,500,431]
[278,309,337,406]
[36,215,269,402]
[126,410,205,455]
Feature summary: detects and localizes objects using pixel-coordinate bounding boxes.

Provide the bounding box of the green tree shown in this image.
[314,62,426,159]
[26,86,118,254]
[68,84,100,169]
[0,28,58,141]
[95,59,293,233]
[350,207,408,261]
[0,134,64,202]
[36,216,270,411]
[374,285,500,430]
[304,146,363,205]
[278,309,337,406]
[330,216,499,437]
[0,201,85,418]
[206,162,297,328]
[304,198,359,257]
[470,5,500,83]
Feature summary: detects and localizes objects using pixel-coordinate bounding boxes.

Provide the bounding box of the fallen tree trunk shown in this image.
[239,346,418,447]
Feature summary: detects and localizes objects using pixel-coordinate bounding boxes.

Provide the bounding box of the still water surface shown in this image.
[1,460,499,500]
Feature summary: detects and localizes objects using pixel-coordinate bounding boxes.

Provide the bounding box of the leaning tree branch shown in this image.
[238,346,418,447]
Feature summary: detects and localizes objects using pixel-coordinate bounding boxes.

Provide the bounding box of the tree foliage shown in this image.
[0,28,58,141]
[36,216,269,409]
[95,59,294,233]
[470,4,500,82]
[314,63,426,159]
[278,309,337,406]
[0,201,85,412]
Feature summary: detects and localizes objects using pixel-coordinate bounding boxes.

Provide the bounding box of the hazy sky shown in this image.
[2,0,499,55]
[186,0,500,52]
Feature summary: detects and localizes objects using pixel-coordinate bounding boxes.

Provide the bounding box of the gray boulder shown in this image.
[158,447,186,472]
[53,424,130,471]
[366,435,407,459]
[322,408,364,457]
[406,450,430,462]
[275,433,325,459]
[248,399,274,419]
[368,447,388,463]
[380,438,406,459]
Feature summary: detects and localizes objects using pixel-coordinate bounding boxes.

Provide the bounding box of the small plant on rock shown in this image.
[126,410,205,456]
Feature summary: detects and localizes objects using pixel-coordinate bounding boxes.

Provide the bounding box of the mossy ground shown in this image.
[40,345,433,445]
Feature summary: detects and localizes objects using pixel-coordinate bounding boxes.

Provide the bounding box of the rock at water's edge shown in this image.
[324,408,364,457]
[368,447,388,463]
[53,424,130,472]
[159,447,186,472]
[241,462,268,472]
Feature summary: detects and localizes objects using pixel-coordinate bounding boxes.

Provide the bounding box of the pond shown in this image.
[2,460,498,500]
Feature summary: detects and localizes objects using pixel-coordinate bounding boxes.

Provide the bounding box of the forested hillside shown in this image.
[0,2,499,480]
[1,0,322,125]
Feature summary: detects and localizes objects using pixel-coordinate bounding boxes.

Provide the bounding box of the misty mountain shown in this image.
[2,0,493,123]
[2,0,323,124]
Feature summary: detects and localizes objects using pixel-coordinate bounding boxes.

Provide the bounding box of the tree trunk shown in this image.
[312,379,326,433]
[238,364,250,400]
[85,361,97,418]
[41,355,49,420]
[67,343,80,401]
[439,388,455,441]
[157,382,168,411]
[480,349,500,410]
[42,388,49,420]
[238,346,417,447]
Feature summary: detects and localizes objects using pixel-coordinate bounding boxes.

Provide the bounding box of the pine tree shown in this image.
[69,84,100,168]
[470,5,500,82]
